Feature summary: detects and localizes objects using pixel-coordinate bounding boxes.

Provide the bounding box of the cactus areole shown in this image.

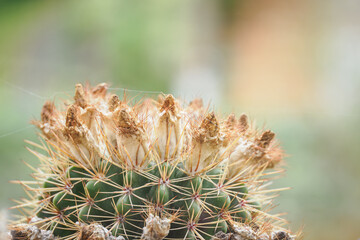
[9,83,296,240]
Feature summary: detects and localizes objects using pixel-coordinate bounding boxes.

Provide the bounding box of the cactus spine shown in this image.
[10,83,295,240]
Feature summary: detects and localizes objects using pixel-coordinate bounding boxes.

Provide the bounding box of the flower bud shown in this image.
[154,95,183,161]
[115,108,149,169]
[186,112,222,175]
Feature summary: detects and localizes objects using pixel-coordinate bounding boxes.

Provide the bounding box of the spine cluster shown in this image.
[10,83,295,240]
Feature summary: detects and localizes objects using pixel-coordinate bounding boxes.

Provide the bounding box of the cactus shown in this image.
[10,83,296,240]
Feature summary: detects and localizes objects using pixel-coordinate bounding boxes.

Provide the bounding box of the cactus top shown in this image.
[35,83,282,175]
[10,83,295,240]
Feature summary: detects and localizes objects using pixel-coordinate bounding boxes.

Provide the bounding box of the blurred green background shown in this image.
[0,0,359,239]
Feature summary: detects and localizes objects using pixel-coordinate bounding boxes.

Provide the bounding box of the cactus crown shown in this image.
[10,83,294,240]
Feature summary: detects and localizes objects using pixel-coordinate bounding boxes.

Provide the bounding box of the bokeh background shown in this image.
[0,0,359,239]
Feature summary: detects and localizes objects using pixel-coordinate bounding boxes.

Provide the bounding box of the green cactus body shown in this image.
[11,83,295,240]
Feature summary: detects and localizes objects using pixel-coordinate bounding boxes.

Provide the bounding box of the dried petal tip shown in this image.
[35,101,60,140]
[160,94,176,114]
[257,130,275,148]
[200,112,219,138]
[141,214,171,240]
[108,94,121,112]
[271,230,296,240]
[92,83,108,98]
[155,94,182,161]
[64,105,91,153]
[117,109,138,135]
[187,112,222,174]
[79,223,124,240]
[239,113,249,132]
[9,224,55,240]
[41,101,55,123]
[74,84,87,108]
[225,113,237,129]
[66,105,81,128]
[222,113,238,146]
[116,108,149,168]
